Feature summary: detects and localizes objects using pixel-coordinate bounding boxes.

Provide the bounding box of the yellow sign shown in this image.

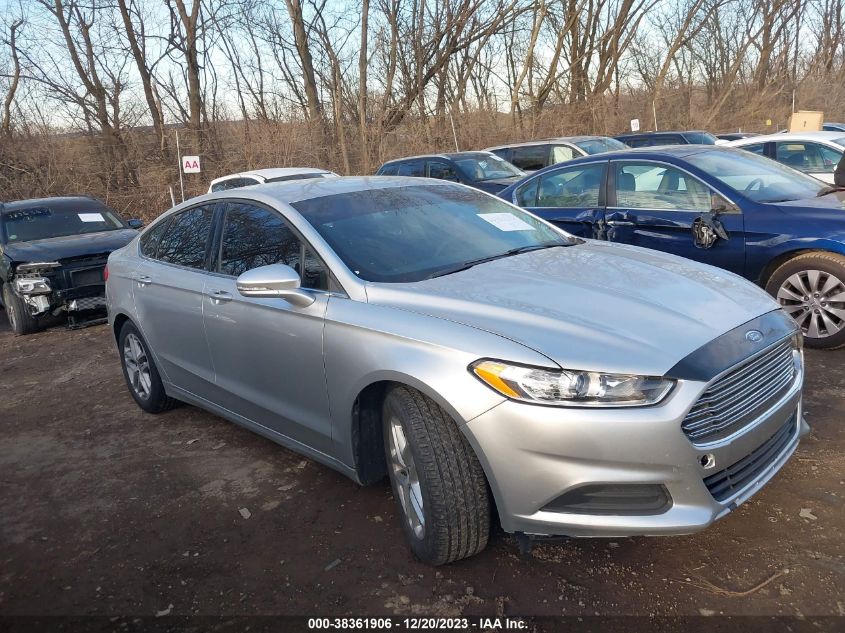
[765,119,772,126]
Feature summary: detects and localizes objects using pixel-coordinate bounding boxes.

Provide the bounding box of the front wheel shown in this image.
[382,386,491,566]
[2,283,41,336]
[766,252,845,349]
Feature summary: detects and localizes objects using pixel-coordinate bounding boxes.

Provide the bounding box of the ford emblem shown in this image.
[745,330,764,343]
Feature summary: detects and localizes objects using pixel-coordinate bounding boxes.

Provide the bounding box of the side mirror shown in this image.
[127,218,144,229]
[236,264,315,307]
[710,193,739,214]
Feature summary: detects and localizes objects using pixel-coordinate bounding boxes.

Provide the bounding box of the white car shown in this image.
[208,168,338,193]
[726,132,845,184]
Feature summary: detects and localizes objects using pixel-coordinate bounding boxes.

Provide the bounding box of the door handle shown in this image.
[208,289,233,303]
[606,219,635,226]
[134,275,152,286]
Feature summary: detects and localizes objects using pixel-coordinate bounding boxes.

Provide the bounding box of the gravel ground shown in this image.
[1,312,843,619]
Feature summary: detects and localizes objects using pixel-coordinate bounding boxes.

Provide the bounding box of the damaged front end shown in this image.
[10,256,109,328]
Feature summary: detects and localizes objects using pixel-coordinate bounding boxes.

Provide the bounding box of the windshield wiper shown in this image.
[424,243,568,280]
[817,185,845,197]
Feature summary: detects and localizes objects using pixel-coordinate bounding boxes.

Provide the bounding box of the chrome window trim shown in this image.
[605,158,742,213]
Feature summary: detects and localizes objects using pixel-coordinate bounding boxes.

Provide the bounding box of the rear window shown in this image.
[683,132,717,145]
[1,203,124,243]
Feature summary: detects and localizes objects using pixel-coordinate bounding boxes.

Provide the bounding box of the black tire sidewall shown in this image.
[766,255,845,349]
[382,390,439,563]
[2,283,38,336]
[118,321,170,412]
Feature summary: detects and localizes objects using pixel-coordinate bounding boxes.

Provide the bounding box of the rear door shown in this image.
[132,203,217,397]
[510,161,607,239]
[606,159,746,274]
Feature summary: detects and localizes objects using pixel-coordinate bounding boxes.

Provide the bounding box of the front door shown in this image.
[512,161,607,239]
[606,160,746,274]
[201,200,334,452]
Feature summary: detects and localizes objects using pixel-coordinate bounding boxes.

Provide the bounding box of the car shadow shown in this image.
[0,308,9,334]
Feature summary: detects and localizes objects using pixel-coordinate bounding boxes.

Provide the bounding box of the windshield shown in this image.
[684,132,717,145]
[686,149,827,202]
[1,204,125,243]
[574,137,628,154]
[292,184,573,283]
[452,155,524,182]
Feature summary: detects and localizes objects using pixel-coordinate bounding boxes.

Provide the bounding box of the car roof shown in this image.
[727,131,845,144]
[189,176,457,209]
[615,130,710,139]
[210,167,336,183]
[484,136,613,150]
[0,196,104,215]
[379,151,497,166]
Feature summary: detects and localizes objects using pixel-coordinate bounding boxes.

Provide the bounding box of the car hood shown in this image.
[2,229,138,264]
[774,190,845,214]
[365,241,780,376]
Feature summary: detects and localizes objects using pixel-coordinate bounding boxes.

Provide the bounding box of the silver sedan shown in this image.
[106,177,806,565]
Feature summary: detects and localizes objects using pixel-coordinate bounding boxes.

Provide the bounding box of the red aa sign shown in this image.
[182,155,201,173]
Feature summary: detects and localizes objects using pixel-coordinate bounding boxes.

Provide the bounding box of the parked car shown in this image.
[716,132,759,143]
[108,176,805,565]
[208,168,338,193]
[375,152,524,193]
[726,131,845,184]
[822,122,845,132]
[485,136,628,172]
[1,196,142,335]
[615,130,718,147]
[499,146,845,348]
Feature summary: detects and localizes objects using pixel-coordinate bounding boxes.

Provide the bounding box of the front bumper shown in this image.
[463,352,805,537]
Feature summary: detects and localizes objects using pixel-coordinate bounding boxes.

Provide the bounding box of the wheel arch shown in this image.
[347,371,489,487]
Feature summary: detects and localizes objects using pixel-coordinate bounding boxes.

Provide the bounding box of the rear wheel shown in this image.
[382,386,490,565]
[118,320,177,413]
[2,283,41,336]
[766,252,845,349]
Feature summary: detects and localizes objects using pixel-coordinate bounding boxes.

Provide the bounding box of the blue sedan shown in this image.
[499,146,845,349]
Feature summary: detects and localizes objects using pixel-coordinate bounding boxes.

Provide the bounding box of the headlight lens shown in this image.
[14,277,51,295]
[470,359,675,407]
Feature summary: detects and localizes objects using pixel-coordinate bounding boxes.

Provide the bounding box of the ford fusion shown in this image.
[106,177,806,565]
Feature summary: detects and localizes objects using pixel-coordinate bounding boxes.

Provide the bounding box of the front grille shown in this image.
[682,338,797,443]
[704,416,796,502]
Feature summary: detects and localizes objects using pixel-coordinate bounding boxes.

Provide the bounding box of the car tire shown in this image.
[382,386,490,565]
[118,320,178,413]
[2,283,41,336]
[765,252,845,350]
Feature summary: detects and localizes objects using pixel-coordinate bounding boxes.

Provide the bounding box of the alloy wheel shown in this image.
[388,416,425,539]
[777,269,845,339]
[123,333,152,400]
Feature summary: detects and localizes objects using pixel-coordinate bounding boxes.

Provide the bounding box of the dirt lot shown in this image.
[1,312,844,619]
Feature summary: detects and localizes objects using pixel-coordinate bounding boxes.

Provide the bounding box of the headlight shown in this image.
[470,359,675,407]
[14,277,51,295]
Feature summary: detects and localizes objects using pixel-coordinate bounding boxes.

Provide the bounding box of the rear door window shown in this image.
[139,217,172,258]
[534,163,605,208]
[776,141,842,173]
[155,205,215,269]
[509,145,549,171]
[397,161,425,177]
[426,160,460,181]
